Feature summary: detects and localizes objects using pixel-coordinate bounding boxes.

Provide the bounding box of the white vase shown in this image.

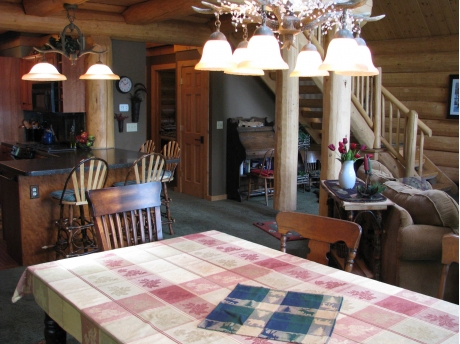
[338,160,356,189]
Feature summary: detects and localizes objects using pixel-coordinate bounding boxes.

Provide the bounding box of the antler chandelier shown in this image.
[22,4,119,81]
[193,0,384,76]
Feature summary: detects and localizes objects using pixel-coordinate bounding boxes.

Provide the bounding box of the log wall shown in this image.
[367,34,459,183]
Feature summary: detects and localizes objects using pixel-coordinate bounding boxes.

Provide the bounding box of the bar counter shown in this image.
[0,146,145,266]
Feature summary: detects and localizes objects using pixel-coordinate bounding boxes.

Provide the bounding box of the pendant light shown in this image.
[225,26,264,76]
[319,12,361,74]
[22,55,67,81]
[195,13,233,71]
[290,34,329,77]
[336,27,378,76]
[80,55,120,80]
[238,6,288,71]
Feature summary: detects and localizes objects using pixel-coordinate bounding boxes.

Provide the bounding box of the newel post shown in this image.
[404,110,418,177]
[373,67,382,156]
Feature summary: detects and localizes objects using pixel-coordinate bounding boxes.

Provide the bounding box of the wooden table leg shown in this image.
[44,313,66,344]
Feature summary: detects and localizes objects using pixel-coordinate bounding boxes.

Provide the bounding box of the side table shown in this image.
[321,180,394,281]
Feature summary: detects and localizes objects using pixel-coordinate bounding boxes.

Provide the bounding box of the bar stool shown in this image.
[139,140,155,153]
[48,157,108,259]
[161,141,180,235]
[112,153,165,187]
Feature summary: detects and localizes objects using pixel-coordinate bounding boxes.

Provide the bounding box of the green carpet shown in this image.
[0,187,319,344]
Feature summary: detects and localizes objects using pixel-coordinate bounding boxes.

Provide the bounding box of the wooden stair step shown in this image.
[299,98,323,108]
[414,159,426,168]
[299,85,322,94]
[310,122,323,130]
[420,171,438,180]
[431,183,453,192]
[300,110,323,118]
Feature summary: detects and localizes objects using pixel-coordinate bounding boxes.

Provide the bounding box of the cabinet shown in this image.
[20,58,34,110]
[226,117,275,201]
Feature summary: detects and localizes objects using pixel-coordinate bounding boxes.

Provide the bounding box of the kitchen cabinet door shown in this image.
[20,58,34,110]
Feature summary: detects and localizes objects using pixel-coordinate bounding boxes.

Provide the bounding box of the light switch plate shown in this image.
[217,121,223,129]
[119,104,129,112]
[126,123,137,132]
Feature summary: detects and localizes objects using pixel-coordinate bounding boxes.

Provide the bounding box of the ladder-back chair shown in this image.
[49,157,108,258]
[247,148,275,206]
[276,212,362,272]
[86,182,163,251]
[161,141,180,235]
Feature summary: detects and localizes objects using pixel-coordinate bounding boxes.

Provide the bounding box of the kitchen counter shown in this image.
[0,143,146,266]
[0,142,142,177]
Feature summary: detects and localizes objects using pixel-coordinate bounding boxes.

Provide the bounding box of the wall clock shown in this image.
[116,76,133,93]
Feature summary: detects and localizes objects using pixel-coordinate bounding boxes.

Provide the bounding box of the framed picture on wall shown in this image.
[447,74,459,119]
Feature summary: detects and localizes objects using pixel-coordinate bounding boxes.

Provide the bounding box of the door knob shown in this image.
[195,136,204,144]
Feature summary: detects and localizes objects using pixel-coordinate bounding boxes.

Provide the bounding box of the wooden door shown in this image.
[178,61,209,198]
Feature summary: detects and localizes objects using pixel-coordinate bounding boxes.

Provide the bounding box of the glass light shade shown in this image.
[224,40,264,76]
[336,37,379,76]
[195,31,233,71]
[319,28,361,73]
[238,25,288,70]
[79,61,120,80]
[22,62,67,81]
[290,43,329,77]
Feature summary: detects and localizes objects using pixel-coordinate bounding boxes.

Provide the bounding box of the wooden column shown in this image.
[373,67,382,159]
[274,45,299,211]
[84,36,115,149]
[319,72,352,216]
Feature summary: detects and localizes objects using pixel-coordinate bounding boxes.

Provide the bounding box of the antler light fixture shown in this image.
[22,4,119,81]
[193,0,384,76]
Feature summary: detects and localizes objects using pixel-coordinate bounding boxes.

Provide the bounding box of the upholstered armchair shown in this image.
[380,179,458,303]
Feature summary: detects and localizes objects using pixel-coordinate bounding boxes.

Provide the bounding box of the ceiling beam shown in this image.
[23,0,88,17]
[123,0,204,24]
[0,3,210,46]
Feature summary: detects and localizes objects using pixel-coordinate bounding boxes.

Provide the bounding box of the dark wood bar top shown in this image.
[0,142,143,177]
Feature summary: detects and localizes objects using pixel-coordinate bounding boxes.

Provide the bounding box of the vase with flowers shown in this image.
[328,138,366,189]
[114,113,129,132]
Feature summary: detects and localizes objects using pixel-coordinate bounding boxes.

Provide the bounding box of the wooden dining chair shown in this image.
[139,140,155,153]
[161,141,180,235]
[86,182,163,251]
[113,153,165,186]
[49,157,109,258]
[438,233,459,300]
[248,148,275,206]
[276,212,362,272]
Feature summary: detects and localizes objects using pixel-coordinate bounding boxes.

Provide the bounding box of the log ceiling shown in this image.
[0,0,457,46]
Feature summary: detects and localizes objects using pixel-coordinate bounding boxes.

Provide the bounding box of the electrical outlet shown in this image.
[30,185,39,199]
[216,121,223,129]
[126,123,137,132]
[119,104,129,112]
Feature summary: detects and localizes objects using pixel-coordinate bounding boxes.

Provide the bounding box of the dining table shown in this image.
[12,230,459,343]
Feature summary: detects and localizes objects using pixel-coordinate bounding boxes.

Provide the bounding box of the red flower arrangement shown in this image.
[328,137,366,163]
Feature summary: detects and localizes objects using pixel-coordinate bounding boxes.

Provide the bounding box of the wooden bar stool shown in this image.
[161,141,180,235]
[47,157,108,259]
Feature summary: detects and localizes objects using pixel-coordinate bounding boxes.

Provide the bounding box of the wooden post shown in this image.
[274,44,299,211]
[318,28,352,216]
[404,110,418,177]
[373,67,382,158]
[84,36,115,149]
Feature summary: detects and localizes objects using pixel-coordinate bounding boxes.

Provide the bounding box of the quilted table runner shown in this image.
[198,283,343,343]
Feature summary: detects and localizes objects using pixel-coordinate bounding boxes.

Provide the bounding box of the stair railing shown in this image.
[350,70,432,178]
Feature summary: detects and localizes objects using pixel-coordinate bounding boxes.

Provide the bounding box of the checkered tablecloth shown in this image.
[13,231,459,343]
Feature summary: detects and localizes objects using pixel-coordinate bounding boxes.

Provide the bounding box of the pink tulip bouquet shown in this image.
[328,137,366,163]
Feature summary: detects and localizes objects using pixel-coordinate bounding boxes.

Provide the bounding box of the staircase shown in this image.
[261,34,458,195]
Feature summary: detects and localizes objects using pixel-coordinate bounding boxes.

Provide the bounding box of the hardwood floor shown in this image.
[0,209,19,270]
